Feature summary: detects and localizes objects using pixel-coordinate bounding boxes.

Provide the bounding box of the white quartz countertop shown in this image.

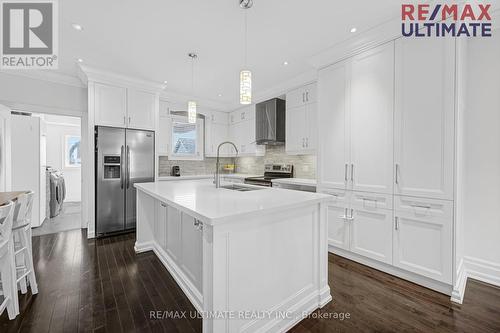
[135,179,331,225]
[271,178,317,186]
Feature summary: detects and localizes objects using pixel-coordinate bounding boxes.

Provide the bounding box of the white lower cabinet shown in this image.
[154,202,203,293]
[350,204,393,265]
[325,190,453,286]
[393,196,453,284]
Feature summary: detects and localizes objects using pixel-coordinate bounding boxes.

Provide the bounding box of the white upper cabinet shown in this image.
[93,82,157,131]
[228,105,264,157]
[286,83,316,109]
[394,38,455,200]
[127,89,156,130]
[94,83,127,127]
[157,100,171,155]
[205,110,231,157]
[286,83,317,155]
[318,61,350,191]
[350,43,394,195]
[318,42,394,195]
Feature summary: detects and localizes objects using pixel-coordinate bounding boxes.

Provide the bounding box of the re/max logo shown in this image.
[401,4,493,37]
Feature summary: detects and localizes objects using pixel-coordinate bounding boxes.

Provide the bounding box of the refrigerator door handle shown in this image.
[126,145,131,189]
[120,145,124,189]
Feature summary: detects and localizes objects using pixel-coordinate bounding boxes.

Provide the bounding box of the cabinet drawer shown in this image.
[351,191,393,210]
[395,195,453,219]
[320,188,349,205]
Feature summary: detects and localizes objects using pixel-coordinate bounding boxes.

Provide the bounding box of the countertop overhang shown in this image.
[135,179,331,226]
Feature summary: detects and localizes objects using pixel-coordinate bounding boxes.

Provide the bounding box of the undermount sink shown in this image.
[219,184,264,192]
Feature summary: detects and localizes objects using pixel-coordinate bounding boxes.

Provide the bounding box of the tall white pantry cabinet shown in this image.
[318,37,456,295]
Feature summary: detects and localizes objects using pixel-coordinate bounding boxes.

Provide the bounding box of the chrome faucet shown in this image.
[215,141,238,188]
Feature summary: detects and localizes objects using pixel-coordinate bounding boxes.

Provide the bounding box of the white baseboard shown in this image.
[451,256,500,304]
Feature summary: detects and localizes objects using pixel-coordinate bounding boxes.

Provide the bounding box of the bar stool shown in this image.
[0,201,19,319]
[12,191,38,296]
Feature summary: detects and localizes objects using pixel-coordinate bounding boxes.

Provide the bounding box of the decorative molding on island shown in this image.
[134,179,332,332]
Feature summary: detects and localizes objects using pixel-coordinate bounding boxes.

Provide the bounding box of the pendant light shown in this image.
[188,53,197,124]
[240,0,253,105]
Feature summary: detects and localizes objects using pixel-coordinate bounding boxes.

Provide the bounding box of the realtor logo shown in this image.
[1,0,58,69]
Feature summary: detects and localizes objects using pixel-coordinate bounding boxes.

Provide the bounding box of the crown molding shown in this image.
[0,69,85,88]
[77,64,164,93]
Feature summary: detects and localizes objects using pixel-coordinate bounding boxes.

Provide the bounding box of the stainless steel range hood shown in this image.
[255,98,286,145]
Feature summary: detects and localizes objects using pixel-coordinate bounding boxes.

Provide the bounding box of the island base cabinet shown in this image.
[135,189,332,333]
[204,205,331,333]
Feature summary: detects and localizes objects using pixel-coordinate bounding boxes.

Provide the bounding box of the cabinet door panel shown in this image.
[286,86,306,109]
[394,38,455,200]
[327,204,350,250]
[350,42,394,194]
[155,201,167,250]
[181,213,203,292]
[127,89,156,130]
[94,83,127,127]
[166,206,182,262]
[350,207,393,264]
[285,105,306,153]
[305,102,317,150]
[393,209,452,284]
[317,61,350,190]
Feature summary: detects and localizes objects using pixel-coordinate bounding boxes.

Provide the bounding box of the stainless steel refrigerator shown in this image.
[95,126,154,237]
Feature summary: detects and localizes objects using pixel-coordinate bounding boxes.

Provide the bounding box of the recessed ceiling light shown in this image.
[163,80,168,84]
[218,93,223,97]
[72,23,83,31]
[350,27,357,33]
[77,58,83,63]
[283,61,289,66]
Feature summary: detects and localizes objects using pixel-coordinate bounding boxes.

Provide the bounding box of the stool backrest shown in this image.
[13,191,35,229]
[0,201,15,245]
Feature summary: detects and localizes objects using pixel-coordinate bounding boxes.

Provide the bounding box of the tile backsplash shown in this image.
[236,145,316,179]
[159,157,233,177]
[159,145,316,179]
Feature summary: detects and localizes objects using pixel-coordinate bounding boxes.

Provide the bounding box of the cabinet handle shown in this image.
[306,91,309,102]
[161,203,167,208]
[123,116,126,125]
[395,216,399,230]
[350,164,354,182]
[395,164,400,185]
[339,208,349,219]
[302,92,305,103]
[128,116,131,125]
[194,219,203,231]
[350,208,354,219]
[412,204,431,209]
[305,137,309,147]
[344,164,348,182]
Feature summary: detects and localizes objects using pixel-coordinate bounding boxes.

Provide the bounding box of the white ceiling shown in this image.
[58,0,401,110]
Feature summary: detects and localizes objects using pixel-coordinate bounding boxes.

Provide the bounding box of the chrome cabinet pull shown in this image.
[395,164,400,185]
[395,216,399,230]
[344,164,348,182]
[194,219,203,231]
[412,204,431,209]
[126,145,130,189]
[123,116,126,125]
[305,137,309,147]
[350,164,354,182]
[120,145,124,189]
[161,203,167,208]
[306,91,309,102]
[128,116,131,125]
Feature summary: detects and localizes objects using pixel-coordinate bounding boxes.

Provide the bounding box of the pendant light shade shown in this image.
[188,101,197,124]
[240,70,252,105]
[187,53,197,124]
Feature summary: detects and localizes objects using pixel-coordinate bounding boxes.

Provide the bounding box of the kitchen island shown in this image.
[135,179,332,333]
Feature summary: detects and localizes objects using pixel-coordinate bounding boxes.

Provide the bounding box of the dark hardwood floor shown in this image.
[1,229,499,333]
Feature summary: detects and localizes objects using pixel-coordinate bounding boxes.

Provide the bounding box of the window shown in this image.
[64,135,81,167]
[170,115,204,160]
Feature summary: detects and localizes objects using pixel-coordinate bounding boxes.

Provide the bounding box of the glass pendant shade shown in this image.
[240,70,252,105]
[188,101,197,124]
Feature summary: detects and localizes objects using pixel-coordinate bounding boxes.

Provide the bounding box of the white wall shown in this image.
[45,115,82,202]
[0,72,87,116]
[462,29,500,266]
